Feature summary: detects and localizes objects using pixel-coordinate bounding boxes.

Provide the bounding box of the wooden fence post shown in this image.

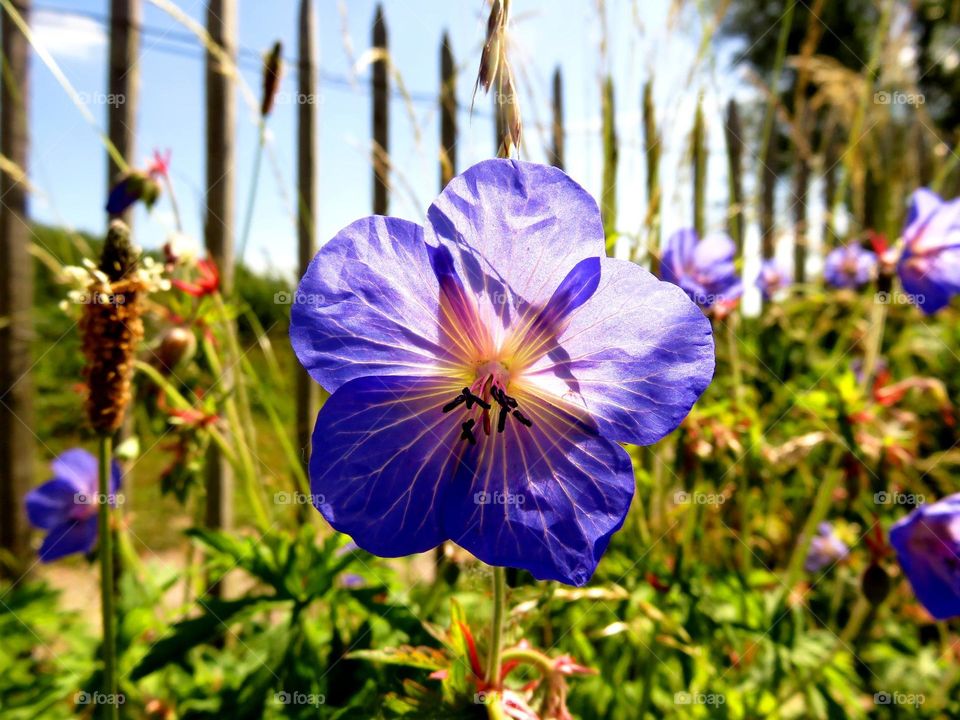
[204,0,236,546]
[760,131,777,260]
[0,0,33,578]
[439,31,456,188]
[642,80,661,275]
[724,99,744,255]
[296,0,318,473]
[601,75,617,256]
[549,66,564,170]
[692,95,706,239]
[107,0,140,220]
[372,4,389,215]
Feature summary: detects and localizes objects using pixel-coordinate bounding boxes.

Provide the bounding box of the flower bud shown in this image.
[862,562,891,605]
[150,326,197,375]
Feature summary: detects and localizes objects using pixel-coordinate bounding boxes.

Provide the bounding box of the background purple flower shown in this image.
[804,522,849,573]
[24,448,122,562]
[823,244,876,289]
[659,229,743,309]
[291,159,715,586]
[898,188,960,314]
[890,494,960,620]
[756,259,791,301]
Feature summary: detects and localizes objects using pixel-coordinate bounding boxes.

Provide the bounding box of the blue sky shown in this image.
[28,0,774,281]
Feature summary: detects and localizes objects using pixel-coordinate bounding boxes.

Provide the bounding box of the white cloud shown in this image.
[33,10,107,62]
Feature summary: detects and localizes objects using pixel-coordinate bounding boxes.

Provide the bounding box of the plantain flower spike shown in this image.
[81,220,146,434]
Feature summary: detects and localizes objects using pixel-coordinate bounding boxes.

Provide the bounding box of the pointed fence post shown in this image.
[724,99,744,255]
[601,75,618,256]
[642,80,661,275]
[372,4,389,215]
[296,0,319,475]
[439,32,456,188]
[549,66,564,170]
[0,0,33,578]
[107,0,140,221]
[204,0,236,550]
[692,96,706,238]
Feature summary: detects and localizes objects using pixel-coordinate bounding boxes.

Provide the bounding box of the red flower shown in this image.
[171,257,220,297]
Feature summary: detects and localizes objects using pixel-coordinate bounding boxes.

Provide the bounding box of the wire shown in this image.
[33,3,492,115]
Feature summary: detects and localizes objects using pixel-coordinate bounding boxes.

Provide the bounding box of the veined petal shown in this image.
[291,217,463,393]
[443,390,633,586]
[309,375,468,556]
[425,159,605,340]
[910,196,960,255]
[507,257,602,366]
[890,494,960,620]
[524,258,714,446]
[38,517,98,562]
[51,448,100,493]
[25,479,79,530]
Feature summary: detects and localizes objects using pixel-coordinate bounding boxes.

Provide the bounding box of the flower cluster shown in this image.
[659,229,743,310]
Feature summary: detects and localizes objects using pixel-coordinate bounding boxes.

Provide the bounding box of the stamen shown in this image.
[465,390,491,410]
[512,410,532,427]
[442,393,467,413]
[497,406,508,433]
[460,418,477,445]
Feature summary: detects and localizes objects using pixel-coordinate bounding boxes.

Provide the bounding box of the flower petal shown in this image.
[899,247,960,314]
[524,258,715,446]
[291,216,459,393]
[904,188,947,250]
[51,448,99,493]
[890,494,960,620]
[425,159,605,338]
[38,517,98,562]
[309,374,468,556]
[25,479,79,530]
[443,391,633,586]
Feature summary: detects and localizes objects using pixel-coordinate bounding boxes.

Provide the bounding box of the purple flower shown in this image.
[804,522,849,573]
[890,494,960,620]
[24,449,122,562]
[756,259,791,301]
[659,229,743,309]
[823,244,876,288]
[897,188,960,314]
[290,159,715,586]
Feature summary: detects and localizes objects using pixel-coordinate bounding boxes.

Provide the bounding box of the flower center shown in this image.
[440,360,532,444]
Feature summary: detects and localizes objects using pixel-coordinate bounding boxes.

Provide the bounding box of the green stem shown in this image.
[237,121,267,268]
[485,566,507,685]
[98,434,119,719]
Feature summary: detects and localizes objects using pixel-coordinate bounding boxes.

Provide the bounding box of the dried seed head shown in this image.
[82,220,146,434]
[495,62,522,158]
[473,0,507,106]
[260,41,283,118]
